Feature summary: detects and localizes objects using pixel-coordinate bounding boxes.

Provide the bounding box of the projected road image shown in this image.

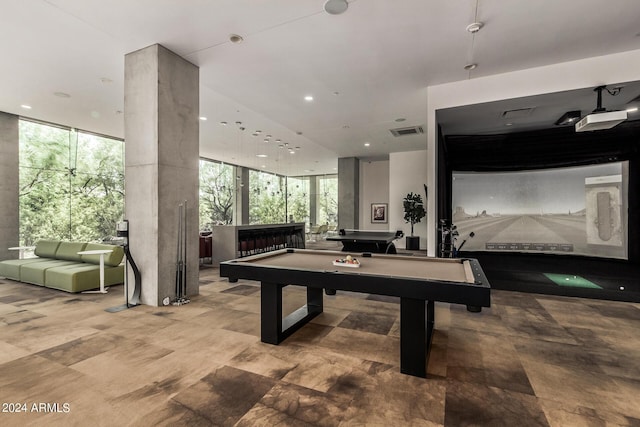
[452,163,628,259]
[454,214,620,258]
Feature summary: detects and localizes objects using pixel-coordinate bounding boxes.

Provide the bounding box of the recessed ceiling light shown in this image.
[464,63,477,70]
[626,107,638,113]
[261,165,266,168]
[256,154,268,158]
[21,104,32,109]
[255,130,262,134]
[364,142,370,147]
[466,22,484,33]
[100,77,113,84]
[263,139,269,143]
[324,0,348,15]
[229,34,244,43]
[199,116,207,121]
[276,139,281,143]
[333,91,340,96]
[395,118,406,122]
[289,150,295,154]
[54,92,71,98]
[304,95,314,102]
[505,123,513,126]
[342,125,350,129]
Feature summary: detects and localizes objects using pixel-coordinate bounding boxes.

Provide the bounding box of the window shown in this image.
[199,159,235,228]
[249,170,286,224]
[18,120,124,245]
[286,176,310,224]
[317,174,338,226]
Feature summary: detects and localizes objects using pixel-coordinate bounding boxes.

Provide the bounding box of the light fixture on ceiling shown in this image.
[304,95,314,102]
[554,110,581,126]
[464,63,477,70]
[364,142,370,147]
[324,0,348,15]
[199,116,208,121]
[21,104,32,109]
[575,85,627,132]
[626,106,638,113]
[466,22,484,33]
[229,34,244,44]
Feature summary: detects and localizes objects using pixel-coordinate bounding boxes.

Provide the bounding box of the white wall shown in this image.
[359,160,390,230]
[425,48,640,256]
[389,150,428,249]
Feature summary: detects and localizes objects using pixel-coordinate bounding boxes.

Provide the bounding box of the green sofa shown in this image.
[0,240,124,293]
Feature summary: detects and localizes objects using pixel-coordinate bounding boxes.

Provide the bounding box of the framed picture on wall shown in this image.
[371,203,388,223]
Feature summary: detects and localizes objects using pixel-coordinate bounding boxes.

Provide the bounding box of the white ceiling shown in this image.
[1,0,640,175]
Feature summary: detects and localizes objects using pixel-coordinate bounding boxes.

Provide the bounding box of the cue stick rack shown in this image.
[173,200,190,306]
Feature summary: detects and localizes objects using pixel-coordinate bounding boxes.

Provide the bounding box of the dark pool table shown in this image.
[219,248,491,378]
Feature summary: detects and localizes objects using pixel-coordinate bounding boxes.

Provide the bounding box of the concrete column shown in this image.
[0,112,19,261]
[124,44,199,306]
[338,157,359,230]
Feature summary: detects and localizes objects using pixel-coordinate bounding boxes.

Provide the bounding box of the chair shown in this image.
[309,224,328,241]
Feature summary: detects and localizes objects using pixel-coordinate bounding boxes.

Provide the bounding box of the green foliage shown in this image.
[286,177,310,223]
[317,176,338,225]
[199,160,234,228]
[403,192,426,236]
[18,121,124,245]
[249,171,286,224]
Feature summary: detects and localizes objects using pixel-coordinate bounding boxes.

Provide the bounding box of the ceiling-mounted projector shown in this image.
[575,85,627,132]
[575,110,627,132]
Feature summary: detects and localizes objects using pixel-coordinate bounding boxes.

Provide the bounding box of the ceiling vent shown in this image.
[501,107,535,119]
[390,125,424,137]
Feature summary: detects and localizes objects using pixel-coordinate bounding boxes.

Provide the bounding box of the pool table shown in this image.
[219,248,491,378]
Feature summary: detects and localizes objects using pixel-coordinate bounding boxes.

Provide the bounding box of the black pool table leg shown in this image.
[261,282,323,345]
[400,298,434,378]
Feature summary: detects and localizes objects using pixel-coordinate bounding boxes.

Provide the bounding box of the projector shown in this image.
[575,110,627,132]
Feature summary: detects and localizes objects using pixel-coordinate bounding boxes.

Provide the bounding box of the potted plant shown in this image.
[403,192,426,250]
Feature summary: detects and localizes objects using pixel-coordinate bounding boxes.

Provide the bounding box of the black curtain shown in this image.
[436,125,451,257]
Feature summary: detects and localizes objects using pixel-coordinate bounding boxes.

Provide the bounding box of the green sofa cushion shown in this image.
[34,240,60,258]
[0,258,52,281]
[54,242,87,262]
[19,260,79,286]
[80,243,124,267]
[45,264,124,293]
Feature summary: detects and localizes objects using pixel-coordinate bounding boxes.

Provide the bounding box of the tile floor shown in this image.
[0,267,639,426]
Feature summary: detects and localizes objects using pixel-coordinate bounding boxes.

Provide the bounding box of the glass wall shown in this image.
[18,120,124,245]
[317,174,338,227]
[249,170,286,224]
[286,176,310,224]
[199,159,235,229]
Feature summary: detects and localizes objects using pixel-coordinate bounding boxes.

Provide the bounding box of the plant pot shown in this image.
[405,236,420,250]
